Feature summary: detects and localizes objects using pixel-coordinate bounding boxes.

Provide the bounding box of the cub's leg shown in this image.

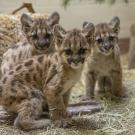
[97,76,112,94]
[63,90,72,117]
[97,76,105,94]
[104,77,112,92]
[63,90,71,108]
[45,90,71,128]
[84,71,96,99]
[111,70,125,97]
[14,98,51,131]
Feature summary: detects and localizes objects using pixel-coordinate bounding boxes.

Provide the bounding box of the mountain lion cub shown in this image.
[0,23,94,130]
[82,17,125,100]
[1,12,60,75]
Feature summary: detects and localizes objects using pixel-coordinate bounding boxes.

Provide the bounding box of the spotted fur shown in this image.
[1,12,60,75]
[0,24,94,130]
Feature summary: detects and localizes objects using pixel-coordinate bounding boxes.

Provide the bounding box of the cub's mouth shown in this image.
[35,43,51,50]
[98,45,114,55]
[67,57,85,69]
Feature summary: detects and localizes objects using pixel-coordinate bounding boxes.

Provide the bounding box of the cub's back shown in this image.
[1,42,33,74]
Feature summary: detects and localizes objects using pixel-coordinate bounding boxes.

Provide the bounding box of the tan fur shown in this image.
[0,24,94,130]
[82,17,125,99]
[0,13,48,64]
[128,23,135,69]
[1,12,60,75]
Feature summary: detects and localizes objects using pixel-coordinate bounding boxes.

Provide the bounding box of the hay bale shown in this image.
[0,15,21,59]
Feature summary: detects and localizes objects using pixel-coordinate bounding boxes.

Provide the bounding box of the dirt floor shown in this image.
[0,54,135,135]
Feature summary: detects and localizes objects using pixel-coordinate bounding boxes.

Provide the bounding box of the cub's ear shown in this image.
[83,21,89,29]
[53,24,66,49]
[53,24,66,39]
[82,22,95,44]
[109,16,120,34]
[82,22,95,37]
[48,11,60,27]
[21,13,33,34]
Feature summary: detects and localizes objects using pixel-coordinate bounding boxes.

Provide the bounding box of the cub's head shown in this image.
[21,12,60,53]
[54,23,95,69]
[84,17,120,55]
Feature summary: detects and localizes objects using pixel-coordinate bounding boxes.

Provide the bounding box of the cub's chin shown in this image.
[70,62,83,69]
[34,45,50,50]
[98,47,113,56]
[34,45,51,54]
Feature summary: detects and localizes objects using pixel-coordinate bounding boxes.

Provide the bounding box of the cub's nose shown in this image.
[38,39,50,48]
[104,44,111,50]
[72,58,85,64]
[104,46,109,50]
[73,60,78,65]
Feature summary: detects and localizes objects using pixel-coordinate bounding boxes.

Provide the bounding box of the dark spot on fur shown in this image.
[19,51,22,59]
[24,60,33,66]
[23,90,28,97]
[25,73,31,82]
[39,69,43,77]
[11,80,16,86]
[37,56,44,63]
[17,98,25,103]
[17,83,25,89]
[11,45,19,49]
[31,91,42,99]
[16,65,22,71]
[2,77,7,84]
[18,79,24,85]
[32,84,37,87]
[33,74,38,82]
[7,96,16,105]
[29,68,34,72]
[31,91,37,97]
[9,71,14,75]
[11,88,17,93]
[36,65,40,71]
[20,73,24,76]
[9,96,16,103]
[11,79,24,86]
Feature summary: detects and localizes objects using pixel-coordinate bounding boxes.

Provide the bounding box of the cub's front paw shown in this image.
[114,92,127,98]
[66,111,72,118]
[81,95,94,101]
[52,118,72,128]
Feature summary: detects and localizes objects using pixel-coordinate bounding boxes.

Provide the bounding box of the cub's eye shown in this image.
[65,49,73,55]
[109,36,114,41]
[31,33,38,39]
[78,48,87,54]
[96,38,103,44]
